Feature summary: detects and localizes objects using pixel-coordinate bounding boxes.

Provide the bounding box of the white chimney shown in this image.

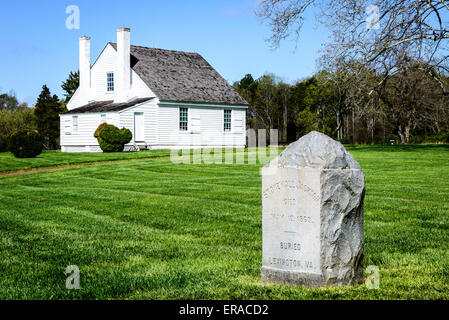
[115,28,131,103]
[79,36,91,101]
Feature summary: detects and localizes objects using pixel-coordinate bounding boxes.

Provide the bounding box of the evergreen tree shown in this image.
[61,71,79,103]
[34,85,64,150]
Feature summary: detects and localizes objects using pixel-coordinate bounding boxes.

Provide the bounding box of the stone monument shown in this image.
[261,131,365,287]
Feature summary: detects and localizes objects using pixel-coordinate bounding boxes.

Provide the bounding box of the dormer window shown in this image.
[107,72,114,92]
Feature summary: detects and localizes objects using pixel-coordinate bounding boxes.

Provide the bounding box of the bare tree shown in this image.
[378,61,447,143]
[276,82,290,142]
[257,0,449,91]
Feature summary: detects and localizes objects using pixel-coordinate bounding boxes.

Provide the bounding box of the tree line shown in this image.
[253,0,449,144]
[0,72,78,152]
[1,63,448,153]
[234,63,449,144]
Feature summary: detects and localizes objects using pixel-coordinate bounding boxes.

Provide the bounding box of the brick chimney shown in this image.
[79,36,91,102]
[115,28,131,103]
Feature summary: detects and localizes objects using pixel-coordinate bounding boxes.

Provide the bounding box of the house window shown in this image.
[130,69,133,85]
[107,72,114,92]
[73,116,78,133]
[224,109,231,132]
[100,114,106,123]
[179,107,188,131]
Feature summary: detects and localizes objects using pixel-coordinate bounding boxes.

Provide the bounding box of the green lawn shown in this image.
[0,145,448,299]
[0,149,172,174]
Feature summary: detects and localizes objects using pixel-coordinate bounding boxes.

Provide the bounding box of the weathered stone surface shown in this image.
[276,131,361,170]
[261,131,365,287]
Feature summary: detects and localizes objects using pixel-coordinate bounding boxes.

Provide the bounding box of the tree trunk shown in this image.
[351,108,355,145]
[405,125,411,144]
[283,103,287,143]
[398,126,405,144]
[398,124,411,144]
[336,112,341,140]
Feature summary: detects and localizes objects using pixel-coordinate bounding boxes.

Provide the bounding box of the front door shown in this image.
[134,112,144,142]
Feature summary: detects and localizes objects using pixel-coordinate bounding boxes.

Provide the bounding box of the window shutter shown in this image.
[191,114,201,133]
[64,118,72,135]
[233,111,244,133]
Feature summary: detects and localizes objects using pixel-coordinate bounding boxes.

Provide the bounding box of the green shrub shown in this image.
[97,138,126,152]
[410,133,449,144]
[409,135,423,144]
[338,137,350,145]
[0,137,8,152]
[119,128,133,144]
[94,122,108,138]
[0,108,37,152]
[9,130,43,158]
[96,124,132,152]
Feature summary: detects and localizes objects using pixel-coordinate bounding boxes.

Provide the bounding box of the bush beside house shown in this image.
[94,122,108,138]
[94,123,132,152]
[9,130,43,158]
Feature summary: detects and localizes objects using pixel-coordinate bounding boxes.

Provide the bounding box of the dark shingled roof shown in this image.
[63,97,154,114]
[109,43,248,106]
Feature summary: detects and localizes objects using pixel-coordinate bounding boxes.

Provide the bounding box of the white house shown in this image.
[60,28,248,152]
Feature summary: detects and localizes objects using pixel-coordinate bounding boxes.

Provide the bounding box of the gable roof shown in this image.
[109,43,248,106]
[63,97,154,114]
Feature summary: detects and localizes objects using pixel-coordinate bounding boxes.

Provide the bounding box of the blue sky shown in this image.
[0,0,329,106]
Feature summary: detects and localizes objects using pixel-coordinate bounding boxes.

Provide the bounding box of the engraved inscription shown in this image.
[280,242,301,251]
[262,167,321,274]
[262,179,319,202]
[283,198,296,206]
[267,209,313,224]
[267,257,314,269]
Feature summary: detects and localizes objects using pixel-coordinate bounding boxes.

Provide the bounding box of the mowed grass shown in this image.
[0,145,448,299]
[0,149,172,174]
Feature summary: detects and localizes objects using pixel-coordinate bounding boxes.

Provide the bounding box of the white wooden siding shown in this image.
[156,104,246,147]
[118,99,158,145]
[67,43,155,110]
[60,112,119,149]
[61,103,246,151]
[66,88,83,110]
